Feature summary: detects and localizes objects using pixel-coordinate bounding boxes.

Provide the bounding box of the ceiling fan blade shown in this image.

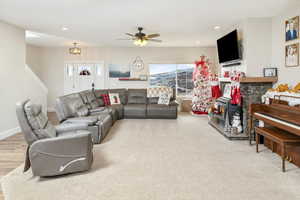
[148,39,162,43]
[147,34,160,38]
[125,33,135,37]
[116,38,134,40]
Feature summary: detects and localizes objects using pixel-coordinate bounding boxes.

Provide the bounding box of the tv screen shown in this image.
[217,30,241,64]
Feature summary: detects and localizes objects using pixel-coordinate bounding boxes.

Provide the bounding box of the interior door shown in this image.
[64,62,105,95]
[77,64,94,91]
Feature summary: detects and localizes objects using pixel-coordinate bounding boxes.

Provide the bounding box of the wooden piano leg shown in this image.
[256,132,259,153]
[249,116,253,145]
[282,144,286,172]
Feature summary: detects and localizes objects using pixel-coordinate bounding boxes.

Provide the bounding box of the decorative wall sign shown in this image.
[285,43,299,67]
[285,16,299,42]
[132,56,145,72]
[109,64,131,78]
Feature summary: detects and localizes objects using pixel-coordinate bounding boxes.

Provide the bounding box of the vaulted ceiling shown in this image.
[0,0,298,47]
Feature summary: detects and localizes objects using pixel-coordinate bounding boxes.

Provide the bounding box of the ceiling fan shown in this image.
[118,27,162,46]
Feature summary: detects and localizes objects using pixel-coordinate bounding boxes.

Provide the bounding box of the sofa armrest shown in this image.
[55,123,88,134]
[169,100,179,106]
[29,132,93,176]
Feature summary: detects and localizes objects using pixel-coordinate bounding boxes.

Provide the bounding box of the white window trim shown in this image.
[148,63,194,98]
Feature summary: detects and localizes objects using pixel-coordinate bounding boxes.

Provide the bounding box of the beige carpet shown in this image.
[2,113,300,200]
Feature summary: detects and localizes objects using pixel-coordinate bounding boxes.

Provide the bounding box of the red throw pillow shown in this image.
[100,94,111,106]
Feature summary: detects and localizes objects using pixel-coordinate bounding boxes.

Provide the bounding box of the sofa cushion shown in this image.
[148,97,159,104]
[108,89,127,104]
[56,93,86,119]
[76,105,89,117]
[65,116,99,126]
[124,104,147,118]
[24,102,48,130]
[24,101,56,139]
[147,104,177,119]
[34,123,57,139]
[127,89,147,104]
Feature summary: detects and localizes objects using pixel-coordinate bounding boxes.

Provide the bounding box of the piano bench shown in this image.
[255,127,300,172]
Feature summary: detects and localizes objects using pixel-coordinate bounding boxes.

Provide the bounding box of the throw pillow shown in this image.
[158,92,171,105]
[109,93,121,105]
[100,94,111,106]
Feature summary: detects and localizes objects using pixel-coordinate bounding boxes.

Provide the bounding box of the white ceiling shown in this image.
[0,0,298,47]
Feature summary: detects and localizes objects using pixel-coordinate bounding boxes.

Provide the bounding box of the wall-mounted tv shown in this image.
[217,30,241,64]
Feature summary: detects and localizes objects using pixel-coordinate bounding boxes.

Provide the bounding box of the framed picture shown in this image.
[285,43,299,67]
[263,68,278,77]
[109,64,131,78]
[285,16,299,42]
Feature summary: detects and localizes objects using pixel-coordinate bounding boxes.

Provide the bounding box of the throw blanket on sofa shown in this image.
[147,87,173,98]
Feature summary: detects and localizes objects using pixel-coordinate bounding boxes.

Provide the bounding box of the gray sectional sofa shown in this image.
[55,88,178,144]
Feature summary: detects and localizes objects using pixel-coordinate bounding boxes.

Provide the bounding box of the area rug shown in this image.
[2,114,300,200]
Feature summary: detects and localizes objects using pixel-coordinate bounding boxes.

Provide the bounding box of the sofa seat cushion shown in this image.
[65,116,99,126]
[57,130,90,138]
[124,104,147,118]
[147,104,177,118]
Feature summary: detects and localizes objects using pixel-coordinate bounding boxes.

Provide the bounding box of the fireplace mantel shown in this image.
[240,77,278,83]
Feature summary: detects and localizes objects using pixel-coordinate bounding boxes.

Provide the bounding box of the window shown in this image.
[149,64,194,97]
[176,64,194,97]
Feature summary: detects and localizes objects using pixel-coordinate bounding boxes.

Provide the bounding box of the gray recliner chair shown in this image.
[16,100,94,177]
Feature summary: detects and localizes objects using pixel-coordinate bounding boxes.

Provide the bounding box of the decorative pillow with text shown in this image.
[109,93,121,105]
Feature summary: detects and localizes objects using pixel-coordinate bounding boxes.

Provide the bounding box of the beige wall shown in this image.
[271,7,300,86]
[216,18,272,77]
[0,21,47,138]
[0,21,26,134]
[31,46,217,109]
[26,45,43,77]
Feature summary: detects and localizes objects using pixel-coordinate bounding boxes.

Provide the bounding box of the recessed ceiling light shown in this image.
[196,41,201,45]
[214,26,221,30]
[25,31,40,38]
[61,27,69,31]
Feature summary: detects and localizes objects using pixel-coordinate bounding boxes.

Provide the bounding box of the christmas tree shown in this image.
[192,55,212,115]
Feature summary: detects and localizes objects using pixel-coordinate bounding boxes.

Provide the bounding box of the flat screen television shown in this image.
[217,30,241,64]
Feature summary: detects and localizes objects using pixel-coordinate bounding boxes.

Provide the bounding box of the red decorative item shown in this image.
[210,74,221,99]
[100,94,111,106]
[230,71,242,105]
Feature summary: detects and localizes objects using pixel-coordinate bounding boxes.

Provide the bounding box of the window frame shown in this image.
[148,63,194,99]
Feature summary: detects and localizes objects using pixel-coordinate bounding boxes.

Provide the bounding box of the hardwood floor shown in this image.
[0,112,58,200]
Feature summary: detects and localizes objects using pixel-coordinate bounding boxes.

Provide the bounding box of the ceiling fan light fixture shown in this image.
[69,42,81,55]
[134,39,147,47]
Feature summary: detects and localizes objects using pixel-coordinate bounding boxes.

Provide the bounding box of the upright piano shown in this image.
[249,101,300,172]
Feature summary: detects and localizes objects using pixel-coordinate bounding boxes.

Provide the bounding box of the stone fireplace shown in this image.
[211,77,276,140]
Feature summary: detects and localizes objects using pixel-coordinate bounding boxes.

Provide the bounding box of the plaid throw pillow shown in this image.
[100,94,111,106]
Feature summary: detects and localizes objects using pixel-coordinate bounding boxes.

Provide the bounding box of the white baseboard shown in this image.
[47,107,55,112]
[0,127,21,140]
